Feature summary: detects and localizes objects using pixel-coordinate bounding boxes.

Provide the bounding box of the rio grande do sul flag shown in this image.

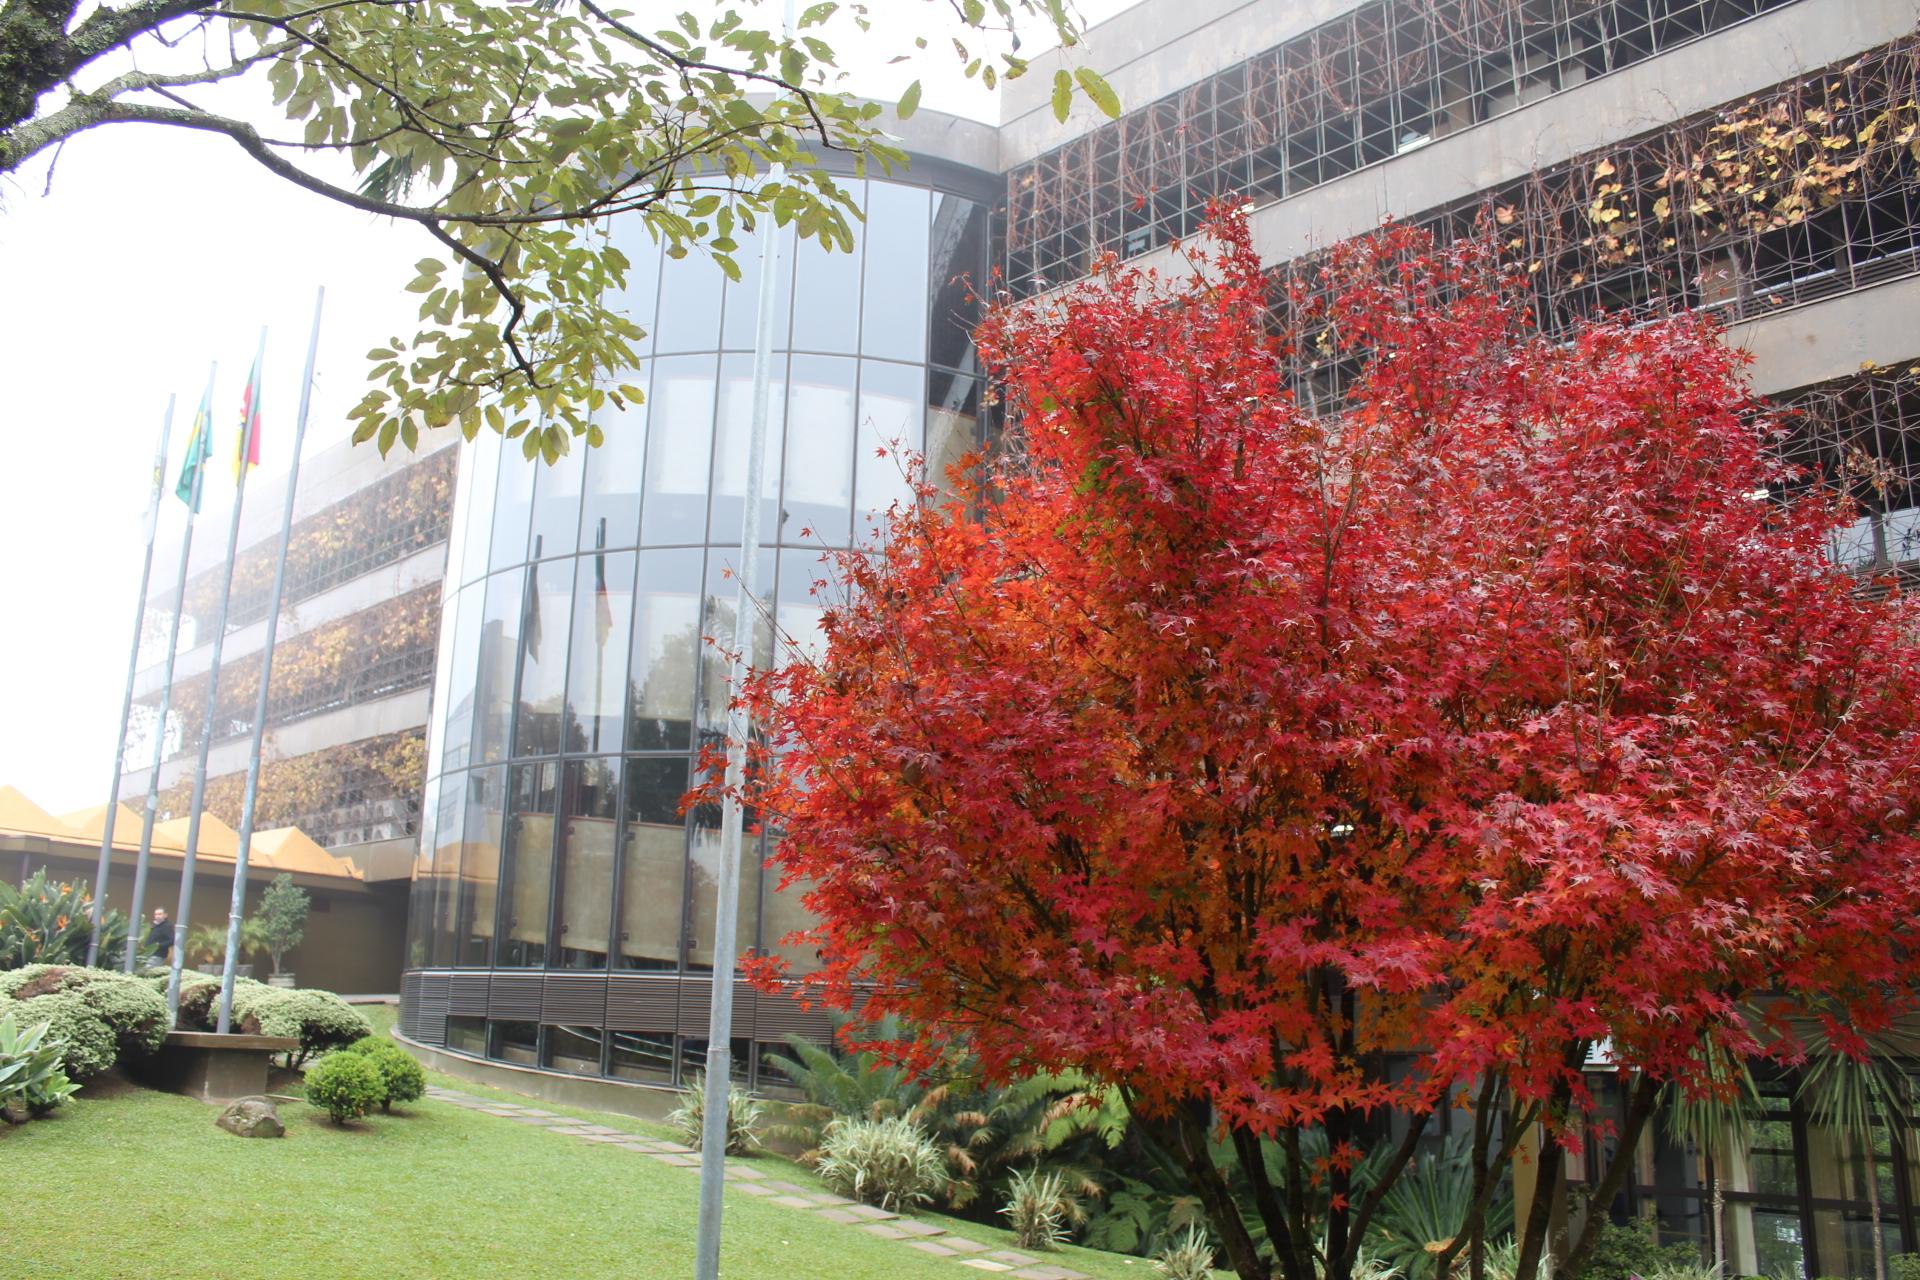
[233,353,263,479]
[173,374,214,512]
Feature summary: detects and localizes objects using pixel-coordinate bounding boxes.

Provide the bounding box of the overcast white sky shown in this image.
[0,0,1139,814]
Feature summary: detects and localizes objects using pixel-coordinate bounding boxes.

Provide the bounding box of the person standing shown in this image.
[147,907,172,963]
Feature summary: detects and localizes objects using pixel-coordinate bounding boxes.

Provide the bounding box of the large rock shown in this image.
[215,1096,284,1138]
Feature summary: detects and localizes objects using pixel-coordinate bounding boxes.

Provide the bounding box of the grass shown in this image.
[0,1006,1164,1280]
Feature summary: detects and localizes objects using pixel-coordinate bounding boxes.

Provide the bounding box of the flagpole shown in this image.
[166,327,266,1023]
[86,398,175,967]
[125,363,217,974]
[695,0,790,1258]
[219,293,321,1033]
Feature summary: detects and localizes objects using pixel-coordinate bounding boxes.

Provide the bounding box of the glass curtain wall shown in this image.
[403,167,995,1090]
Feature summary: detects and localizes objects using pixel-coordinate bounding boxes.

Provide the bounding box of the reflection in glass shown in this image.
[528,439,585,559]
[445,1015,485,1055]
[857,360,925,530]
[542,1023,604,1074]
[629,548,703,750]
[777,547,831,670]
[580,373,649,550]
[709,353,788,544]
[642,356,718,545]
[722,219,795,350]
[654,245,727,353]
[784,356,856,547]
[604,216,662,357]
[792,182,864,354]
[685,816,760,972]
[761,859,820,975]
[860,181,930,363]
[497,761,558,967]
[928,193,987,370]
[926,367,980,499]
[490,446,536,570]
[563,543,634,754]
[608,1030,674,1083]
[699,548,774,734]
[456,766,504,966]
[439,586,485,774]
[471,570,522,765]
[489,1019,539,1065]
[555,758,618,970]
[427,777,464,968]
[679,1036,751,1084]
[512,554,574,757]
[459,434,500,585]
[617,756,689,971]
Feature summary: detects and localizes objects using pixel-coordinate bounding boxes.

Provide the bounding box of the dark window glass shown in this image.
[616,756,689,971]
[527,442,585,560]
[722,219,795,350]
[554,757,619,970]
[563,549,634,755]
[784,355,856,547]
[542,1023,604,1075]
[489,446,536,571]
[856,360,925,532]
[653,247,726,353]
[445,1015,486,1055]
[677,1036,751,1086]
[698,547,774,736]
[581,369,649,551]
[608,1030,674,1083]
[927,194,987,370]
[456,766,505,966]
[791,182,864,354]
[471,571,522,766]
[757,1040,807,1099]
[641,356,717,546]
[628,548,703,751]
[709,353,788,544]
[497,760,559,967]
[488,1019,539,1065]
[512,558,574,757]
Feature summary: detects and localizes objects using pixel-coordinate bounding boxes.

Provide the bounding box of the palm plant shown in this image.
[1372,1135,1515,1280]
[1661,1040,1762,1277]
[1796,1027,1919,1280]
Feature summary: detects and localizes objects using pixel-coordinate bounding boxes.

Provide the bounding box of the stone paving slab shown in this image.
[767,1195,820,1210]
[757,1179,811,1195]
[805,1191,855,1206]
[1009,1267,1089,1280]
[843,1204,898,1221]
[958,1262,1015,1273]
[653,1140,694,1153]
[908,1240,961,1257]
[891,1220,950,1238]
[985,1251,1039,1266]
[938,1237,992,1255]
[815,1208,863,1224]
[860,1224,912,1240]
[723,1163,767,1179]
[616,1142,661,1153]
[731,1182,778,1197]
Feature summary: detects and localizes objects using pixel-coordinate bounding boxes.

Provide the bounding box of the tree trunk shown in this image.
[1139,1103,1274,1280]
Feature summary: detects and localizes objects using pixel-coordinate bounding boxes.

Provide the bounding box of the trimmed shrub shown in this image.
[0,1011,77,1119]
[304,1051,383,1124]
[815,1116,947,1213]
[1154,1226,1216,1280]
[1577,1222,1701,1280]
[1,966,167,1080]
[1001,1168,1085,1251]
[667,1076,765,1155]
[343,1036,425,1112]
[229,983,370,1065]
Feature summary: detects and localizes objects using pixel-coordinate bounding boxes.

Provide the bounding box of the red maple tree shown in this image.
[733,210,1920,1280]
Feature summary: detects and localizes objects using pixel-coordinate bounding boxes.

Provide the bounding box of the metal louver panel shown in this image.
[448,972,491,1016]
[604,973,679,1032]
[414,972,451,1046]
[486,971,543,1020]
[752,982,836,1039]
[398,972,424,1039]
[675,976,756,1038]
[542,973,609,1024]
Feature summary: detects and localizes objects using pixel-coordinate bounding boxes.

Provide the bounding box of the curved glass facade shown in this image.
[398,164,996,1089]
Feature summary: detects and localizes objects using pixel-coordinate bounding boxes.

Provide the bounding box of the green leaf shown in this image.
[1051,69,1072,122]
[896,80,922,121]
[1075,67,1121,119]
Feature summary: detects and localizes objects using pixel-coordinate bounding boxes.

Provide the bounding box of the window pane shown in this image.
[722,219,795,350]
[528,439,585,560]
[792,183,864,354]
[513,559,574,757]
[554,758,619,970]
[653,247,726,353]
[563,550,634,755]
[458,433,500,585]
[542,1023,604,1075]
[629,548,703,751]
[784,356,856,547]
[699,548,775,735]
[685,818,760,972]
[445,1015,485,1055]
[616,756,689,971]
[489,446,536,571]
[679,1036,751,1086]
[860,182,930,363]
[777,547,831,671]
[608,1030,674,1083]
[497,760,559,967]
[439,584,485,774]
[928,194,988,370]
[761,861,820,975]
[427,776,465,968]
[641,356,717,546]
[926,367,980,501]
[605,217,661,359]
[581,369,649,551]
[857,360,925,533]
[457,766,505,966]
[488,1019,539,1065]
[709,353,788,544]
[471,571,522,766]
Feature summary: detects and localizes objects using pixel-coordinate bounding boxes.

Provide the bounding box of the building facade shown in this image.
[395,0,1920,1269]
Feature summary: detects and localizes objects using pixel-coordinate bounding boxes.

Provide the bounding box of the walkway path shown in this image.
[423,1084,1095,1280]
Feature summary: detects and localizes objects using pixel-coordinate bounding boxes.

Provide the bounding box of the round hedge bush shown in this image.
[305,1051,384,1124]
[344,1036,425,1112]
[2,965,168,1080]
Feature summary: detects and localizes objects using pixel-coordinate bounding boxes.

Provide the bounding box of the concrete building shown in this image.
[371,0,1915,1266]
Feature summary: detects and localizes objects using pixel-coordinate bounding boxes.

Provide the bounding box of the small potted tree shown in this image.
[186,921,266,977]
[253,874,310,989]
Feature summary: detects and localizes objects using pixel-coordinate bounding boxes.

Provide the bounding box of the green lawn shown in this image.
[0,1010,1161,1280]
